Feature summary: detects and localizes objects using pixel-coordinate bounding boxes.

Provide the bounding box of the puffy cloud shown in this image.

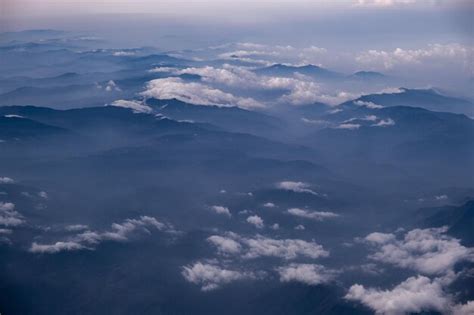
[435,194,448,201]
[0,202,25,227]
[277,263,335,285]
[0,177,14,184]
[247,215,264,228]
[207,232,329,260]
[263,202,276,208]
[453,301,474,315]
[110,100,152,114]
[141,77,263,109]
[295,224,306,230]
[210,205,232,217]
[207,235,242,255]
[182,261,255,291]
[276,181,319,195]
[104,80,121,92]
[363,227,474,275]
[29,216,169,254]
[287,208,339,221]
[173,65,355,106]
[345,275,451,315]
[271,223,280,230]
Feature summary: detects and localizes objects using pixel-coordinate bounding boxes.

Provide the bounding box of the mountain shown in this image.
[344,88,474,116]
[417,200,474,246]
[146,98,283,138]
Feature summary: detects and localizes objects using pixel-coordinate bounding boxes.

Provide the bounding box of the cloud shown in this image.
[363,227,474,275]
[295,224,305,230]
[207,232,329,260]
[104,80,121,92]
[336,123,361,130]
[247,215,264,228]
[355,0,417,7]
[276,181,319,195]
[30,241,86,254]
[29,216,169,254]
[182,261,255,291]
[141,77,264,109]
[0,177,14,184]
[287,208,339,221]
[173,64,355,106]
[112,50,135,56]
[263,202,276,208]
[210,205,232,217]
[64,224,89,232]
[207,235,242,255]
[277,263,336,285]
[372,118,395,127]
[0,202,25,227]
[354,100,384,109]
[110,100,152,114]
[345,275,451,315]
[356,43,472,71]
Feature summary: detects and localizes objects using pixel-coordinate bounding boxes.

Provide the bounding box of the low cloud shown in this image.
[247,215,264,228]
[363,227,474,275]
[207,232,329,260]
[182,261,255,291]
[287,208,339,221]
[276,181,319,195]
[210,205,232,217]
[0,177,14,184]
[141,77,263,109]
[110,100,152,114]
[277,263,336,285]
[30,216,170,254]
[0,202,25,227]
[345,275,451,315]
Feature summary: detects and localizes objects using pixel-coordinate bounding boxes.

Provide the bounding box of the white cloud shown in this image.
[247,215,264,228]
[207,235,242,255]
[207,232,329,260]
[277,263,335,285]
[112,51,135,56]
[263,202,276,208]
[453,301,474,315]
[104,80,121,92]
[182,261,254,291]
[0,177,14,184]
[287,208,339,221]
[276,181,319,195]
[271,223,280,230]
[141,77,263,109]
[110,100,152,114]
[336,123,361,130]
[356,43,472,71]
[295,224,305,230]
[0,202,25,227]
[363,227,474,275]
[372,118,395,127]
[210,205,232,217]
[345,275,451,315]
[354,100,384,109]
[435,194,448,201]
[29,216,169,254]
